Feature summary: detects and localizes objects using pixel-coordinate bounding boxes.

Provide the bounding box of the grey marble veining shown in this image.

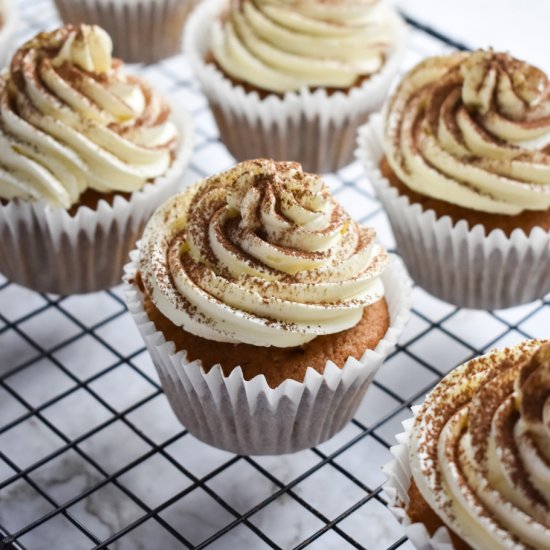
[1,0,548,549]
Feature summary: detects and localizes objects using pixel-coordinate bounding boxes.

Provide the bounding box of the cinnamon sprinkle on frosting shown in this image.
[0,24,177,209]
[409,340,550,548]
[138,159,389,348]
[384,49,550,216]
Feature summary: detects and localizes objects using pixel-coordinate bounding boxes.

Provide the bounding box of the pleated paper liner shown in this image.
[184,0,407,174]
[356,114,550,310]
[53,0,197,63]
[382,407,456,550]
[124,253,412,455]
[0,0,18,68]
[0,110,194,295]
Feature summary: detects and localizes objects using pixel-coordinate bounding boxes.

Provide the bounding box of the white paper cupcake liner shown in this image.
[356,114,550,310]
[0,110,194,295]
[0,0,18,68]
[382,407,456,550]
[53,0,197,63]
[184,0,407,174]
[123,254,412,455]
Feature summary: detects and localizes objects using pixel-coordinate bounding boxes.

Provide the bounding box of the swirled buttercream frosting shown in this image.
[0,24,178,209]
[139,159,389,348]
[409,340,550,549]
[384,50,550,215]
[210,0,401,93]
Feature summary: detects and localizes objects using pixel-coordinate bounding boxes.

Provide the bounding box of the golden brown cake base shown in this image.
[135,272,391,389]
[2,181,157,217]
[67,188,132,215]
[407,481,471,549]
[2,189,132,215]
[380,157,550,237]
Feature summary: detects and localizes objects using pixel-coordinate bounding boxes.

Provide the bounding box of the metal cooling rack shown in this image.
[1,1,548,549]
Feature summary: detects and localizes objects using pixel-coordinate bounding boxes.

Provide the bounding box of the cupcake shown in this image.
[185,0,406,174]
[0,24,193,295]
[357,50,550,310]
[384,339,550,549]
[53,0,197,63]
[124,159,411,455]
[0,0,18,68]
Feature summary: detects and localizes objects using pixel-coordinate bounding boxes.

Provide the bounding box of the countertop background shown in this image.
[0,1,548,549]
[394,0,550,73]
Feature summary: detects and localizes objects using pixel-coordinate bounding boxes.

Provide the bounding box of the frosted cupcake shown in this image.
[0,25,193,294]
[185,0,406,173]
[357,50,550,309]
[124,159,411,454]
[384,340,550,549]
[53,0,197,63]
[0,0,17,68]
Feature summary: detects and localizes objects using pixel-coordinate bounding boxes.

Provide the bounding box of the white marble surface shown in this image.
[0,1,548,549]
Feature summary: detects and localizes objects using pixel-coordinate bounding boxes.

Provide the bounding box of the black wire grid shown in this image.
[0,2,548,549]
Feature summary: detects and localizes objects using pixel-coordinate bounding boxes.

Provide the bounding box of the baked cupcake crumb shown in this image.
[136,272,390,389]
[380,157,550,236]
[406,480,471,550]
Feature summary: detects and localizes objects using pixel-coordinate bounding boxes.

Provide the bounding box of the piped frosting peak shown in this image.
[210,0,402,92]
[384,50,550,215]
[0,24,177,208]
[139,159,389,348]
[410,340,550,548]
[51,25,113,74]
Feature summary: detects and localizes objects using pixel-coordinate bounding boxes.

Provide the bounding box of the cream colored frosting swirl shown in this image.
[0,25,178,209]
[384,50,550,215]
[210,0,400,92]
[410,340,550,549]
[139,159,388,347]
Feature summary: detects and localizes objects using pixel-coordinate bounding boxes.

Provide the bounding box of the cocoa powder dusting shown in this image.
[138,269,390,388]
[411,340,550,545]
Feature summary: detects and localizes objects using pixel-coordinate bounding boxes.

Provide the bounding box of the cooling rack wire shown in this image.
[0,1,548,549]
